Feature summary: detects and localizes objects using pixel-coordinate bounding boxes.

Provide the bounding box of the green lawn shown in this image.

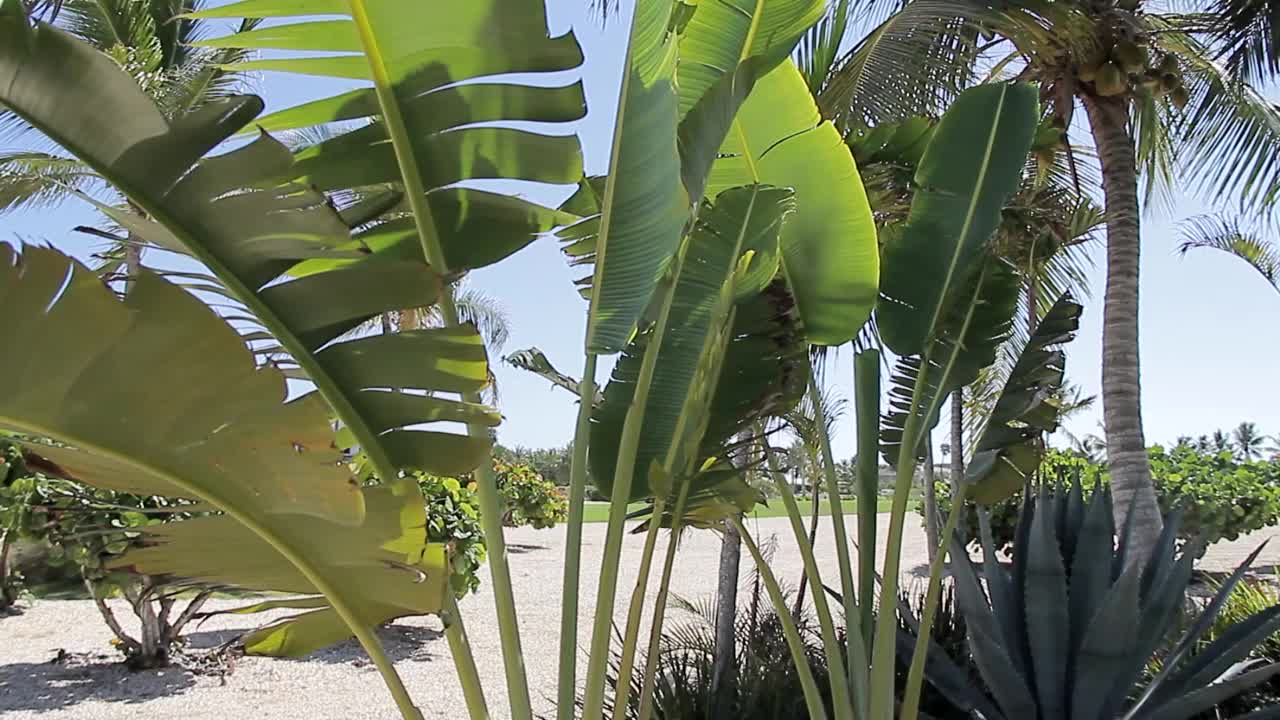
[580,497,895,524]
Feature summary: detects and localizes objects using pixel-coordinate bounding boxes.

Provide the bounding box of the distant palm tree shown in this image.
[0,0,257,274]
[1234,421,1267,461]
[1213,429,1234,454]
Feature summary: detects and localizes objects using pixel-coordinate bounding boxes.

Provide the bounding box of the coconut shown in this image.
[1095,61,1128,96]
[1171,86,1190,109]
[1078,62,1100,82]
[1114,40,1147,74]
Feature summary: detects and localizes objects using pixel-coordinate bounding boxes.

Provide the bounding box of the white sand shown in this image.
[2,514,1275,719]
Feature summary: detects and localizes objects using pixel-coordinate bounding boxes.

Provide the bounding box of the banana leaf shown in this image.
[965,293,1083,504]
[0,4,499,486]
[0,245,446,657]
[706,60,880,345]
[590,185,805,501]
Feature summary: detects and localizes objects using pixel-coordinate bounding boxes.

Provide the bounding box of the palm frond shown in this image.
[1154,14,1280,214]
[1206,0,1280,85]
[0,150,98,213]
[820,0,984,129]
[1177,214,1280,293]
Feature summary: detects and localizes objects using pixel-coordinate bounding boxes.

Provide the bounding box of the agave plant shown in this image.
[918,479,1280,720]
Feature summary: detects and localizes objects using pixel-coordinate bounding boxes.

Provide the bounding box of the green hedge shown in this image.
[930,445,1280,553]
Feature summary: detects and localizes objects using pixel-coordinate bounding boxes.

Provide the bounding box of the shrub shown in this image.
[494,458,567,530]
[417,473,486,598]
[931,446,1280,553]
[2,440,208,667]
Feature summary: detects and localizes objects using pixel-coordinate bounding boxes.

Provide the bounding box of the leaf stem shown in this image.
[443,592,490,720]
[556,352,599,719]
[899,483,968,720]
[581,243,688,718]
[760,422,861,720]
[807,370,863,703]
[636,479,693,720]
[610,494,667,719]
[732,515,830,720]
[854,349,881,648]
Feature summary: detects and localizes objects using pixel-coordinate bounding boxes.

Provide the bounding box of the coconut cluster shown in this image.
[1077,40,1189,107]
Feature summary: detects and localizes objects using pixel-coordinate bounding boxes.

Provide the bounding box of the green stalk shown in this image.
[759,424,861,720]
[732,515,830,720]
[853,350,880,646]
[610,495,667,719]
[807,371,862,698]
[581,247,687,718]
[556,352,599,720]
[868,276,987,720]
[443,591,490,720]
[636,480,693,720]
[899,484,967,720]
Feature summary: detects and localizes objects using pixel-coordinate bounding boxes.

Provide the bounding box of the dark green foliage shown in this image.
[935,445,1280,554]
[0,437,209,666]
[416,473,485,598]
[417,458,566,595]
[910,480,1280,720]
[602,579,834,719]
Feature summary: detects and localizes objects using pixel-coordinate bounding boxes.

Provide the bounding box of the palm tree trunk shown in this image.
[1083,95,1163,562]
[792,472,822,615]
[922,441,940,563]
[0,529,15,610]
[949,391,964,488]
[949,392,965,545]
[711,517,741,716]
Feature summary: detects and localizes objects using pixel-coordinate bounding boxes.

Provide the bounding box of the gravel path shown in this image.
[3,514,1277,719]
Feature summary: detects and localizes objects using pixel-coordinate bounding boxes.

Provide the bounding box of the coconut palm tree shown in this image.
[819,0,1280,558]
[0,0,256,273]
[1178,215,1280,295]
[1234,421,1267,460]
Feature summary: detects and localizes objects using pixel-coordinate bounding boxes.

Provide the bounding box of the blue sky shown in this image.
[4,0,1278,461]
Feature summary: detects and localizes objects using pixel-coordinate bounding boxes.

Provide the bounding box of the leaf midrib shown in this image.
[922,84,1008,344]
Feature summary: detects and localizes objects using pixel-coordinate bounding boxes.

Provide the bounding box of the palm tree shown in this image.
[0,0,256,273]
[1213,428,1234,454]
[1233,421,1266,460]
[1178,215,1280,295]
[822,0,1280,557]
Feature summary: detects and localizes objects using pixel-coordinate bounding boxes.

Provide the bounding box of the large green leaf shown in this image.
[877,82,1039,356]
[965,294,1083,504]
[185,0,587,279]
[706,60,880,345]
[675,0,825,201]
[0,245,446,658]
[115,481,448,658]
[590,185,804,501]
[0,5,498,484]
[880,258,1021,466]
[581,0,688,354]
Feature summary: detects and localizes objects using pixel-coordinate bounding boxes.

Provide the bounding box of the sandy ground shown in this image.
[2,514,1278,719]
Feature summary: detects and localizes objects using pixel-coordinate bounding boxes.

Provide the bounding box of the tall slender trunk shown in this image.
[949,391,964,489]
[922,440,940,563]
[949,392,965,546]
[711,518,741,716]
[792,470,822,615]
[1083,95,1163,562]
[0,529,15,610]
